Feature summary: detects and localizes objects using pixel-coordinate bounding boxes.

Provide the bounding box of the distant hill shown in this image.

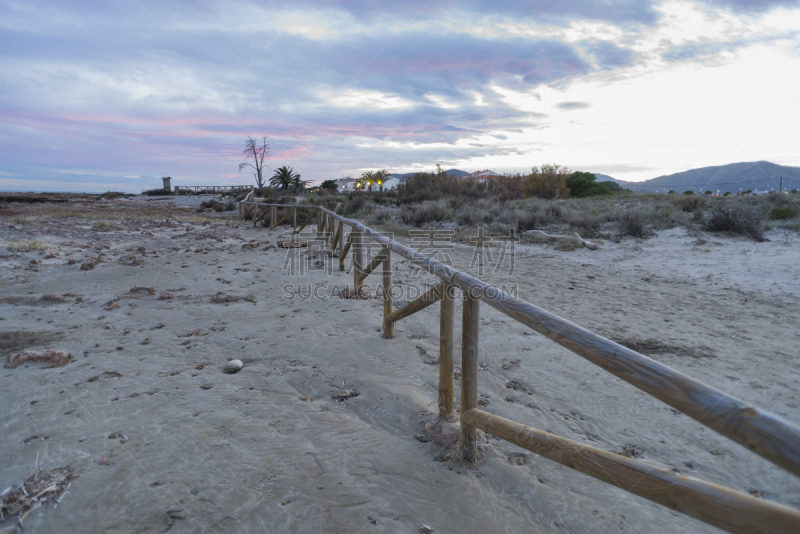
[599,161,800,194]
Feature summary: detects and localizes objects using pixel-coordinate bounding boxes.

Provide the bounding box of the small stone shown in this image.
[223,359,243,374]
[419,525,434,533]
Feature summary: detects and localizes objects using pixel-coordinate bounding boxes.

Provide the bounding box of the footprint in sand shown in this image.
[300,451,323,480]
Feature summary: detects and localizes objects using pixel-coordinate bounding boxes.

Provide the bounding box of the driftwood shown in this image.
[522,230,599,250]
[6,350,71,369]
[0,466,75,526]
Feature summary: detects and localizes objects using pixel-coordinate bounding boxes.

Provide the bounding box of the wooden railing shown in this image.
[239,201,800,533]
[174,185,253,195]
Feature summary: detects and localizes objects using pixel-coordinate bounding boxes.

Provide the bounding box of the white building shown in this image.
[335,178,358,191]
[381,177,403,190]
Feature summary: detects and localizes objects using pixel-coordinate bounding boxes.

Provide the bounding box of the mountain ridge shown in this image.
[595,161,800,194]
[388,161,800,194]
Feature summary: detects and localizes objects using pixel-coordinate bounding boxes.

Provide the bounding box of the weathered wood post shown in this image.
[352,228,363,294]
[239,201,244,220]
[292,207,297,233]
[339,230,350,271]
[382,245,394,338]
[317,207,323,236]
[270,206,276,229]
[439,284,455,418]
[332,220,343,254]
[461,292,480,461]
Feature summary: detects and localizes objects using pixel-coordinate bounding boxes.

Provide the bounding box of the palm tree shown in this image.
[292,174,309,192]
[270,166,300,190]
[374,169,390,191]
[361,170,375,191]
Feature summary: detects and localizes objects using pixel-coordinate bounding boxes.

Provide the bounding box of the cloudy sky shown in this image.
[1,0,799,192]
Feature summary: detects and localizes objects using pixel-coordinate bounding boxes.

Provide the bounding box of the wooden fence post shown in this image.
[352,228,363,294]
[439,284,455,418]
[339,230,350,271]
[317,207,323,236]
[383,246,393,338]
[461,293,480,461]
[270,206,276,229]
[332,220,343,254]
[292,207,297,233]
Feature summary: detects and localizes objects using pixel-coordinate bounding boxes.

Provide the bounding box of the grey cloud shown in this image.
[697,0,800,13]
[581,40,638,69]
[557,102,590,110]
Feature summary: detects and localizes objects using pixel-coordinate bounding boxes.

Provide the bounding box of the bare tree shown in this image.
[238,136,270,188]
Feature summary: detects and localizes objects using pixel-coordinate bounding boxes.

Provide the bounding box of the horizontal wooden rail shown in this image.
[462,408,800,534]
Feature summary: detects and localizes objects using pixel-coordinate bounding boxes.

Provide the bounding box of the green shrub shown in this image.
[705,204,764,241]
[565,172,613,198]
[337,194,373,216]
[765,191,795,206]
[617,211,652,238]
[683,190,694,195]
[768,205,799,220]
[667,190,676,194]
[704,190,713,195]
[398,203,451,227]
[672,195,705,212]
[142,187,172,196]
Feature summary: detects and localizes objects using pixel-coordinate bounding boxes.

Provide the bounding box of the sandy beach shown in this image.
[1,195,799,533]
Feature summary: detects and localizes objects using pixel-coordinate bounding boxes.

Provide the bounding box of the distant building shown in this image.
[461,170,501,183]
[336,177,358,191]
[162,177,172,191]
[382,176,405,190]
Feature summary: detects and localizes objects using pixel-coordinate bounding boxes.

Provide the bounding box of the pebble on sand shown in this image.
[224,359,243,374]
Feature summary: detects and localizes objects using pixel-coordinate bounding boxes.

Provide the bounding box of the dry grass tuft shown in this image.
[92,221,122,232]
[704,204,765,241]
[6,239,48,252]
[617,211,652,238]
[553,235,584,251]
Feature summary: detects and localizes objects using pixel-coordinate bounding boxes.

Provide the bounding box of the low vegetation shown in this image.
[289,170,799,243]
[141,187,174,196]
[7,239,48,252]
[92,221,123,232]
[704,203,765,241]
